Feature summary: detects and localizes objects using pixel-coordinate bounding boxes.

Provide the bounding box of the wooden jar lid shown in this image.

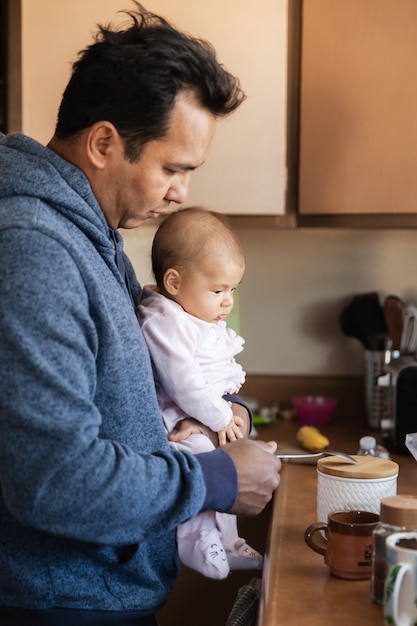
[317,455,399,479]
[380,496,417,526]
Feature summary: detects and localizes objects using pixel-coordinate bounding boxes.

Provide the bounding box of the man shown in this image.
[0,3,281,624]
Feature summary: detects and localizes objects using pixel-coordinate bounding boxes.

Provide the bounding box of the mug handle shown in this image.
[384,562,412,626]
[304,523,328,556]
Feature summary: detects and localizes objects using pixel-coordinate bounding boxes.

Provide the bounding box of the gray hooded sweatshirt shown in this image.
[0,133,237,614]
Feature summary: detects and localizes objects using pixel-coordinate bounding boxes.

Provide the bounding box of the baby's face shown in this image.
[175,255,245,324]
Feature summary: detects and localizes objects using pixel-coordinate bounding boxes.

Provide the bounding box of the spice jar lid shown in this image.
[380,495,417,527]
[317,455,399,479]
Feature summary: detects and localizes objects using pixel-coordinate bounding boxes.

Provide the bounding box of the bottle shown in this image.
[371,495,417,604]
[357,435,390,459]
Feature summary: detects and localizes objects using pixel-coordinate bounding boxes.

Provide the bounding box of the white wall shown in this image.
[236,227,417,375]
[123,225,417,376]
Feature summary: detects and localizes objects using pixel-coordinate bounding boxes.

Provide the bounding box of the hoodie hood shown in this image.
[0,133,110,251]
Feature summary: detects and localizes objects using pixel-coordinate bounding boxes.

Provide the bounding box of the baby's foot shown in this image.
[226,538,264,570]
[178,528,230,580]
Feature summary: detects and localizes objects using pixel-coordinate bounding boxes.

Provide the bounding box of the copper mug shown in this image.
[304,510,379,580]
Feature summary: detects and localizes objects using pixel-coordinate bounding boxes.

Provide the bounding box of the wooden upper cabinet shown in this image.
[299,0,417,215]
[0,0,7,134]
[162,0,289,216]
[12,0,290,217]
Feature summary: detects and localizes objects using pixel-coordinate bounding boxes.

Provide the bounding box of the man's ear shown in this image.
[85,121,120,170]
[164,269,181,296]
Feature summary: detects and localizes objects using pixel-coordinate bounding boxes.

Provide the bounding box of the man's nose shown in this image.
[165,173,191,205]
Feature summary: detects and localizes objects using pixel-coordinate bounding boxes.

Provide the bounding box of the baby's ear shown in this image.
[163,268,181,295]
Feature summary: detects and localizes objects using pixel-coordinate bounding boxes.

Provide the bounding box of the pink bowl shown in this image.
[291,395,337,426]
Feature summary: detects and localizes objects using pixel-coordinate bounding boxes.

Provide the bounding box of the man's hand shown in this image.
[223,438,281,516]
[168,402,251,446]
[168,417,218,446]
[168,418,280,517]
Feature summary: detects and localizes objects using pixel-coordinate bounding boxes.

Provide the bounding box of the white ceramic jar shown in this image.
[317,455,399,523]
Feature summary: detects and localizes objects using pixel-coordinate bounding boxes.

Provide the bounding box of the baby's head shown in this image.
[152,207,245,323]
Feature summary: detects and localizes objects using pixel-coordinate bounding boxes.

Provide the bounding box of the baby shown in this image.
[137,207,263,579]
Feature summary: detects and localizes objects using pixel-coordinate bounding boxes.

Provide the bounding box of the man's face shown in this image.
[99,91,217,229]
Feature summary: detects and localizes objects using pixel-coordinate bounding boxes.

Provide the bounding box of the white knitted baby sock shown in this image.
[177,526,230,580]
[216,512,264,570]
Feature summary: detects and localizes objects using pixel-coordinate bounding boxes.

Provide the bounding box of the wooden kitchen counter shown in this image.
[255,416,417,626]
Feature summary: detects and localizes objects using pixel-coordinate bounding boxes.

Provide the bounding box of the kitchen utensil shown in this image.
[384,295,407,351]
[400,304,417,353]
[339,305,369,348]
[340,293,387,350]
[364,349,389,430]
[277,450,357,463]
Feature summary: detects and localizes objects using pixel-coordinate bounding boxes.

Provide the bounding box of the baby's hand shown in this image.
[218,414,244,447]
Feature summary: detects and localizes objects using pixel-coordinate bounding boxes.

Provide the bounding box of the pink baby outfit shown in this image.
[138,286,246,434]
[138,287,263,579]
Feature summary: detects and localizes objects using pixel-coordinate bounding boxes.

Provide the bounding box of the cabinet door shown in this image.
[18,0,288,216]
[147,0,289,216]
[299,0,417,215]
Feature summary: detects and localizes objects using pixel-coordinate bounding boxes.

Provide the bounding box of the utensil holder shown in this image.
[364,350,391,429]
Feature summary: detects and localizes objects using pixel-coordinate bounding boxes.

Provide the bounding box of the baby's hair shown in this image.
[151,206,244,289]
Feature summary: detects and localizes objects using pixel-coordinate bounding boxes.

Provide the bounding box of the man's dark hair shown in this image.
[54,1,245,161]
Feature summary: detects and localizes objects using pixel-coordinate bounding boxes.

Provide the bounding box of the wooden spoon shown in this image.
[384,295,407,351]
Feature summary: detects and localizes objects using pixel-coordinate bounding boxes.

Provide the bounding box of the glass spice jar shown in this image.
[372,495,417,604]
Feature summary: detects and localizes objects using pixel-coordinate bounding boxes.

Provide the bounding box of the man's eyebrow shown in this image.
[170,163,198,172]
